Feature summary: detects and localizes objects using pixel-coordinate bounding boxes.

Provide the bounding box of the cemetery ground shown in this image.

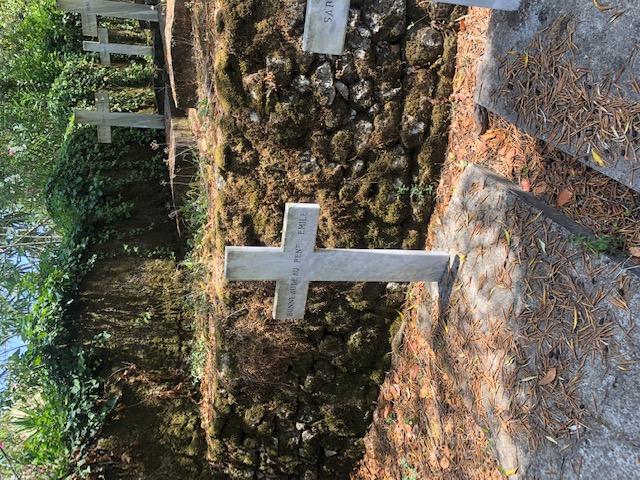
[180,4,640,479]
[353,8,640,479]
[4,2,638,476]
[107,1,640,479]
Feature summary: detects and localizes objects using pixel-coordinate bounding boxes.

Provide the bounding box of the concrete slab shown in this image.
[422,164,640,479]
[475,0,640,193]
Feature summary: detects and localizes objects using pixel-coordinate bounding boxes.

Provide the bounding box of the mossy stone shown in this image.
[214,51,245,112]
[331,130,354,162]
[405,26,444,66]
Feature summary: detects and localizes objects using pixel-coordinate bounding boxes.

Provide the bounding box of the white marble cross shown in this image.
[83,28,154,66]
[56,0,160,22]
[74,92,165,143]
[302,0,350,55]
[434,0,520,10]
[224,203,449,319]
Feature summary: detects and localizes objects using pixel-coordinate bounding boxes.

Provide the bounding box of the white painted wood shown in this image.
[302,0,350,55]
[95,92,112,143]
[56,0,159,22]
[81,13,98,36]
[74,111,166,128]
[83,28,153,66]
[98,28,111,66]
[224,203,449,319]
[434,0,520,11]
[74,92,165,143]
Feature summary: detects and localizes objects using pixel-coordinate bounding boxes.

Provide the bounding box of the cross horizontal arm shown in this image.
[434,0,520,11]
[224,247,289,280]
[74,111,165,129]
[57,0,159,21]
[83,41,154,56]
[309,249,449,282]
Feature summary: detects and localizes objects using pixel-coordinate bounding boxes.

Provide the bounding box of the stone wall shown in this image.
[192,0,463,478]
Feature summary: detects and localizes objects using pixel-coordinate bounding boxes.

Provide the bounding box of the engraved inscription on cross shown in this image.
[224,203,449,319]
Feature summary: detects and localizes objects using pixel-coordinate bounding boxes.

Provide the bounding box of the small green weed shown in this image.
[400,458,418,480]
[190,338,208,383]
[572,234,622,256]
[132,309,154,327]
[396,182,436,203]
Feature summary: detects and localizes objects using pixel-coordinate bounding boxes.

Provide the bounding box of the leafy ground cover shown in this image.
[0,1,164,476]
[1,127,168,479]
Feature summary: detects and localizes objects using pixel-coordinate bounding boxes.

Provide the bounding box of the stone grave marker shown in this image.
[74,92,165,144]
[56,0,160,22]
[434,0,521,9]
[302,0,350,55]
[224,203,449,319]
[83,28,153,66]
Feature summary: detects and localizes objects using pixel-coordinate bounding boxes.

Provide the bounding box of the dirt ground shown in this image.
[352,7,640,479]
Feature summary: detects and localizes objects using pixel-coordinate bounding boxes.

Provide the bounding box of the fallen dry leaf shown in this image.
[419,385,429,399]
[481,130,498,142]
[539,367,557,386]
[591,149,606,167]
[629,247,640,257]
[556,188,573,207]
[532,181,549,195]
[390,384,400,400]
[593,0,613,11]
[382,402,392,420]
[475,138,489,154]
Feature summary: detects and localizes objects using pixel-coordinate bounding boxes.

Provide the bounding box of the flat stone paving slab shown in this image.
[475,0,640,193]
[422,164,640,479]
